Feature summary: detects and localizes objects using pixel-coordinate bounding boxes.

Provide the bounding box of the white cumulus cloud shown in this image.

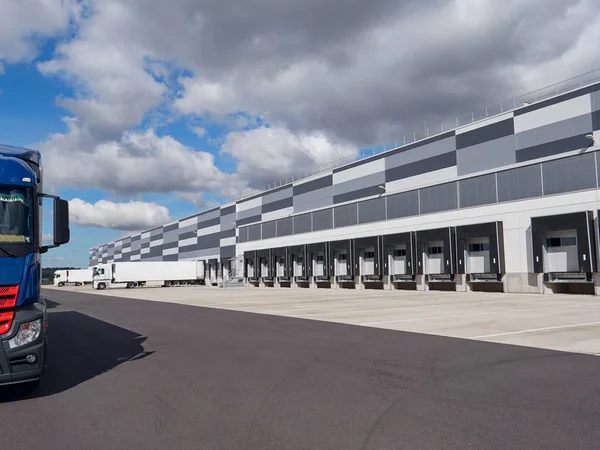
[69,198,172,231]
[0,0,81,63]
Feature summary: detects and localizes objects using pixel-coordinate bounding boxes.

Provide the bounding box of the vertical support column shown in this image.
[355,276,364,290]
[593,273,600,296]
[331,276,338,289]
[416,274,427,291]
[455,274,468,292]
[383,275,392,290]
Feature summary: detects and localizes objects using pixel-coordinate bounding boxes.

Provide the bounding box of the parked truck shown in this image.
[0,144,70,389]
[92,261,205,289]
[53,268,93,287]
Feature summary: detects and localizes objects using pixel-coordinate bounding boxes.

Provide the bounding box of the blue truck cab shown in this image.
[0,144,70,389]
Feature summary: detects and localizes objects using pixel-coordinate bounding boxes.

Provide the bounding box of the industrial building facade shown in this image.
[90,80,600,294]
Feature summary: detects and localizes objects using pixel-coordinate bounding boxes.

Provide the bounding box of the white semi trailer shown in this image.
[92,261,205,290]
[54,268,94,287]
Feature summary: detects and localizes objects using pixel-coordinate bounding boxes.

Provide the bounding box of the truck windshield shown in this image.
[0,186,33,244]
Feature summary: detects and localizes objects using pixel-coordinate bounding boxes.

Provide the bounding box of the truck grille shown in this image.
[0,285,19,334]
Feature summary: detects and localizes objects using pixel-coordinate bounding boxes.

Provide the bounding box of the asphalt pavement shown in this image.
[1,289,599,450]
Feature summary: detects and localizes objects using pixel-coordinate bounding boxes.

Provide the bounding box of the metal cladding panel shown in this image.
[386,190,419,219]
[334,203,358,228]
[197,217,220,230]
[220,245,235,259]
[220,204,236,216]
[382,232,415,276]
[237,214,262,226]
[419,182,458,215]
[262,196,293,214]
[542,153,597,196]
[459,173,497,208]
[385,151,456,183]
[531,211,593,273]
[238,227,248,243]
[516,135,592,163]
[456,118,515,149]
[497,164,543,202]
[293,174,333,196]
[329,239,354,277]
[312,208,333,231]
[358,197,386,224]
[276,217,293,237]
[354,236,382,276]
[307,242,328,277]
[261,220,276,239]
[456,222,504,274]
[293,213,312,234]
[248,224,262,241]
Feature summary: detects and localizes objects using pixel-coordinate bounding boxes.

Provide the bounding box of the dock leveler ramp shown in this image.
[532,211,596,294]
[354,236,383,288]
[382,232,417,289]
[272,246,290,286]
[456,221,505,292]
[416,227,457,291]
[329,239,355,288]
[307,242,330,287]
[289,244,309,286]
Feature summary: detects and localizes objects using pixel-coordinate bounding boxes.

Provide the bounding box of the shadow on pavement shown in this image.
[45,299,61,309]
[0,308,153,402]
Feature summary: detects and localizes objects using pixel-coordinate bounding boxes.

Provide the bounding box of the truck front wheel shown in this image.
[57,282,64,287]
[97,282,106,290]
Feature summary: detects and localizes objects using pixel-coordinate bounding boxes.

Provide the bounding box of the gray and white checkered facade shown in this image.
[91,80,600,274]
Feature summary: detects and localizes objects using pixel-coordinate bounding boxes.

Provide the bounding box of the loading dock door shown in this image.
[277,256,286,277]
[247,261,255,278]
[261,258,269,278]
[336,251,348,276]
[314,252,325,276]
[545,231,578,273]
[392,245,407,275]
[467,238,490,273]
[362,247,376,275]
[293,255,304,277]
[427,241,444,274]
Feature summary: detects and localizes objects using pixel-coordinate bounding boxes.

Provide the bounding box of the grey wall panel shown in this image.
[220,204,236,216]
[459,173,497,208]
[542,153,597,196]
[262,196,293,214]
[237,215,262,226]
[516,134,591,163]
[198,231,221,249]
[385,136,456,170]
[312,208,333,231]
[293,186,333,212]
[385,151,456,183]
[196,208,220,222]
[276,217,293,236]
[179,243,200,253]
[220,228,236,239]
[334,186,384,204]
[163,254,179,262]
[262,220,276,239]
[293,213,312,234]
[179,230,196,241]
[262,186,292,204]
[515,90,591,116]
[179,250,200,260]
[293,174,333,196]
[516,114,592,150]
[593,110,600,131]
[334,172,385,196]
[386,190,419,219]
[456,135,515,176]
[237,205,262,220]
[220,213,236,230]
[149,227,162,238]
[198,248,220,258]
[220,245,236,259]
[248,224,261,241]
[419,182,458,215]
[497,164,542,202]
[238,227,248,243]
[178,224,196,236]
[144,256,163,262]
[148,246,163,258]
[456,118,514,149]
[198,216,220,229]
[334,203,358,228]
[162,241,179,250]
[358,197,386,224]
[131,240,141,252]
[131,234,141,242]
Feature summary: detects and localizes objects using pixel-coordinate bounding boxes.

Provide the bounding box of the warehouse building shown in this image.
[90,78,600,295]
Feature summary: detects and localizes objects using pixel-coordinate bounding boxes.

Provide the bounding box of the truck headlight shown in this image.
[8,319,42,349]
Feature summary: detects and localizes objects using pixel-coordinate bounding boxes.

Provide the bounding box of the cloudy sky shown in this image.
[1,0,599,267]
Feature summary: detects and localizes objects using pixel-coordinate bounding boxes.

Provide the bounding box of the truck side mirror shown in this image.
[54,198,70,245]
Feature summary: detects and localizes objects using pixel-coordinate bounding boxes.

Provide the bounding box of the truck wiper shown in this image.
[0,244,17,258]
